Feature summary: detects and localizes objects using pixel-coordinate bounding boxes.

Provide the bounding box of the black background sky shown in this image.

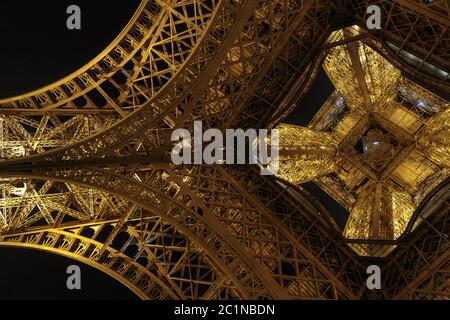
[0,0,140,98]
[0,1,140,299]
[0,247,138,300]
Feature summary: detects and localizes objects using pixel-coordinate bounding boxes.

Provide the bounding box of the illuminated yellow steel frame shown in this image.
[0,0,447,300]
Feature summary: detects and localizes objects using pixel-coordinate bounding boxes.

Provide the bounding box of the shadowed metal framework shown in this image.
[0,0,448,300]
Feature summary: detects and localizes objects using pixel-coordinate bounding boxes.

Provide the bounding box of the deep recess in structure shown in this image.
[0,0,141,98]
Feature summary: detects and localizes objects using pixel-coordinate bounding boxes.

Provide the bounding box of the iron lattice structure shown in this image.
[0,0,448,300]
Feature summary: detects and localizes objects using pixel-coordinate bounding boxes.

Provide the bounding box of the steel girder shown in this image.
[0,0,448,300]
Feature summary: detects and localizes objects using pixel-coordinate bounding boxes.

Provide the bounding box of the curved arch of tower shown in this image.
[0,0,448,300]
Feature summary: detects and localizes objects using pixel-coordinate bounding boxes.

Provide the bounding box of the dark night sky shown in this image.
[0,0,141,98]
[0,247,138,300]
[0,1,140,299]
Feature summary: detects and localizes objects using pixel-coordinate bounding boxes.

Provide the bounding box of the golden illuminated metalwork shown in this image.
[0,0,217,155]
[276,41,449,241]
[0,0,448,300]
[276,125,337,185]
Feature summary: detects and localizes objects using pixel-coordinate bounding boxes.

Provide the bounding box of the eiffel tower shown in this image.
[0,0,448,300]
